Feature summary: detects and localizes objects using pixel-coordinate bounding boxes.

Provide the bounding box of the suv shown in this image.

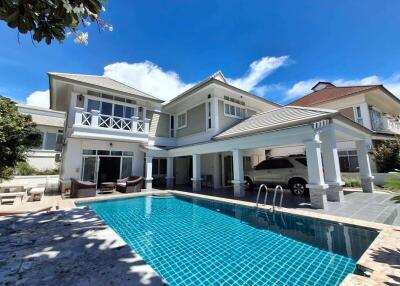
[244,156,309,196]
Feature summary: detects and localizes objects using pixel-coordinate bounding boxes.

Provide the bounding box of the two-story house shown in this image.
[49,72,375,209]
[289,82,400,172]
[17,104,65,171]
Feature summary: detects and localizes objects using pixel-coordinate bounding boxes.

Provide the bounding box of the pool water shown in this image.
[86,196,377,286]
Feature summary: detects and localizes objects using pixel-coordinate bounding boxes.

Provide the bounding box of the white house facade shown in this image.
[47,71,375,209]
[17,104,65,170]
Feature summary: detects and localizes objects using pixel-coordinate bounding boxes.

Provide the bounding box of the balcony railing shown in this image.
[382,116,400,134]
[74,108,149,134]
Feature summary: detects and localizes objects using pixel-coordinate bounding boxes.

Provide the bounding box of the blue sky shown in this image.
[1,0,400,107]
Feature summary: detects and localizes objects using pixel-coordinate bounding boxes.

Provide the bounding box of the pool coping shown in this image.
[74,190,400,286]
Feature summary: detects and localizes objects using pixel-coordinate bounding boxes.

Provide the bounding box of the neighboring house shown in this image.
[48,71,374,209]
[288,82,400,172]
[17,104,65,170]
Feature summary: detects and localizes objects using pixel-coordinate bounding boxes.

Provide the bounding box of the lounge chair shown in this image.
[116,176,143,193]
[0,186,26,205]
[70,178,96,198]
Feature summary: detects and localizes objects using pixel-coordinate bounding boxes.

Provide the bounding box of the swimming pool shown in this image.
[85,195,378,286]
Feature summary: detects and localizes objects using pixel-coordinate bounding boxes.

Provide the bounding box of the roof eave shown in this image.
[48,73,164,103]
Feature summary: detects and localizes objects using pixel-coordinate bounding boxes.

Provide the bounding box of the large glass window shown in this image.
[101,102,112,115]
[87,99,100,112]
[338,151,359,172]
[82,156,96,182]
[114,104,124,117]
[44,133,57,150]
[121,157,133,178]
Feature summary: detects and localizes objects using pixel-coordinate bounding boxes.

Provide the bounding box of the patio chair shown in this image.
[70,178,96,198]
[116,176,144,193]
[0,186,26,205]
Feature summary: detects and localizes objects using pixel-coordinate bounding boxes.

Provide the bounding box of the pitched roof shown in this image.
[163,71,280,108]
[289,83,379,106]
[213,106,336,140]
[48,73,163,102]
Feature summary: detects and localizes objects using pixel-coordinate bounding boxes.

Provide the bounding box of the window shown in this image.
[224,102,245,119]
[170,115,175,137]
[87,99,100,112]
[338,151,359,172]
[44,133,57,150]
[354,106,364,126]
[152,158,167,176]
[177,112,187,129]
[34,131,44,149]
[295,158,308,166]
[121,157,133,178]
[370,108,383,131]
[255,159,294,170]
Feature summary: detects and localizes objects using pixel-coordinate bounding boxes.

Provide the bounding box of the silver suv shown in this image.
[244,156,309,196]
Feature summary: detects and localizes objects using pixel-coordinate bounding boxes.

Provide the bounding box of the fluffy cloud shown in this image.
[284,74,400,103]
[228,56,290,92]
[104,61,195,101]
[26,90,50,108]
[103,56,289,101]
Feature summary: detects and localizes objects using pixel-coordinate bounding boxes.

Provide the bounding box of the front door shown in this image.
[175,157,191,185]
[97,157,121,188]
[224,155,233,186]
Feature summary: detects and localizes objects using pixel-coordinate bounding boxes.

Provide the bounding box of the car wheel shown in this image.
[244,177,254,190]
[289,180,307,196]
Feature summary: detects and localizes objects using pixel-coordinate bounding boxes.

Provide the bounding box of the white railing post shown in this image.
[131,116,139,132]
[74,107,84,125]
[91,110,100,127]
[144,118,150,134]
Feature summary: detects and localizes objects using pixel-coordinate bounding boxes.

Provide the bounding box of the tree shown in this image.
[0,96,41,180]
[0,0,112,45]
[372,137,400,173]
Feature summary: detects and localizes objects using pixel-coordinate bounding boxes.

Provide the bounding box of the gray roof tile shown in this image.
[49,73,163,102]
[214,106,336,140]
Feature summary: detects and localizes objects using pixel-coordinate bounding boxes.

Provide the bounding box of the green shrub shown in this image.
[13,162,59,176]
[384,177,400,203]
[372,137,400,173]
[342,176,362,188]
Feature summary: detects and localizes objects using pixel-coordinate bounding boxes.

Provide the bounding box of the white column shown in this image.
[356,140,374,193]
[191,154,201,191]
[166,157,174,188]
[131,116,139,132]
[305,134,329,209]
[144,118,151,134]
[145,156,153,190]
[74,107,84,125]
[320,127,344,202]
[232,149,245,197]
[91,110,100,127]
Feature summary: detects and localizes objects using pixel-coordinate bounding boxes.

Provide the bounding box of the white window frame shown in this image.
[353,106,364,126]
[177,111,187,129]
[223,101,245,119]
[84,94,138,118]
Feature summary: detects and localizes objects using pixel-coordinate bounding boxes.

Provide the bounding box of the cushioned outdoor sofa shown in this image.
[70,178,96,198]
[116,176,143,193]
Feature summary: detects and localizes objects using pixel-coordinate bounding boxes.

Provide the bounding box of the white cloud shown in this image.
[284,74,400,103]
[228,56,290,92]
[26,90,50,108]
[286,78,324,100]
[104,61,195,101]
[103,56,289,101]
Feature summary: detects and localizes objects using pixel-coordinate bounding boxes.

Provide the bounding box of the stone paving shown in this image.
[175,186,400,226]
[0,208,166,286]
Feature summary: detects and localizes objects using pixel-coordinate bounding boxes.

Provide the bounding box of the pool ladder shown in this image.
[256,184,284,212]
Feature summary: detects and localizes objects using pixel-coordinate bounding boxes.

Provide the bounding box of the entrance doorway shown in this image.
[97,157,121,188]
[175,157,192,185]
[223,155,233,186]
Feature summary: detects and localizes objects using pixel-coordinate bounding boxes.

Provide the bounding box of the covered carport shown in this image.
[144,106,374,209]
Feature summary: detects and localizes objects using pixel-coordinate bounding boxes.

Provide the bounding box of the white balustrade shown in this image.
[75,108,148,133]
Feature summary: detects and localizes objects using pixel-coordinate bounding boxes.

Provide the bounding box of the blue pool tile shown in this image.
[87,196,377,286]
